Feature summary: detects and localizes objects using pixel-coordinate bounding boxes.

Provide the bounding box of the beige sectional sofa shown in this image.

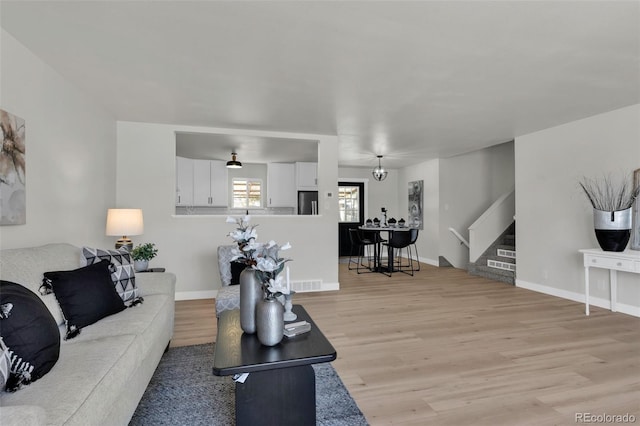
[0,243,176,426]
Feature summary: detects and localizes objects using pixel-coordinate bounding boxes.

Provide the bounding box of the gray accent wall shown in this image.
[0,30,117,250]
[515,104,640,315]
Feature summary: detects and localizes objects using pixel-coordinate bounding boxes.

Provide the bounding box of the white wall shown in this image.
[438,142,515,268]
[515,104,640,316]
[116,122,339,299]
[0,29,116,250]
[397,159,440,266]
[338,167,400,221]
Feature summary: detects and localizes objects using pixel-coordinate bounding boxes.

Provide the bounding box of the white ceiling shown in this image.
[1,1,639,169]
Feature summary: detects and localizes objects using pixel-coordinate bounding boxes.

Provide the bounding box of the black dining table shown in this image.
[358,225,412,274]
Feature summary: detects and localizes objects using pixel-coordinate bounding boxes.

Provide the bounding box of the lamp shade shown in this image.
[106,209,144,236]
[226,152,242,169]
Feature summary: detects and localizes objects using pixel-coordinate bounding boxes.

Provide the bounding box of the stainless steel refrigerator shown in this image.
[298,191,319,215]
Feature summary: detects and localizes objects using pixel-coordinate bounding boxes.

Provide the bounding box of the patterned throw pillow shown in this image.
[81,247,142,306]
[0,281,61,392]
[0,337,10,390]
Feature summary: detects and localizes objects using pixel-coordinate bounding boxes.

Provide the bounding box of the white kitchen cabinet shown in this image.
[296,162,318,190]
[267,163,296,207]
[193,159,228,206]
[176,156,193,206]
[209,160,228,206]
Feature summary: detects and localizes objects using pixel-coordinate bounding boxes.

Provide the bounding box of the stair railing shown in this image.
[448,228,470,248]
[468,187,515,263]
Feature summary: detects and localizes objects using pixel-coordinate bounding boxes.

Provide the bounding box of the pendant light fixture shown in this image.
[372,155,388,181]
[226,152,242,169]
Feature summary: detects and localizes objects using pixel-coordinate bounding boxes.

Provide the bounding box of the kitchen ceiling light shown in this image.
[226,152,242,169]
[372,155,388,181]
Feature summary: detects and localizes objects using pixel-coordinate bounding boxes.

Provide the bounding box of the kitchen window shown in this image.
[233,179,262,208]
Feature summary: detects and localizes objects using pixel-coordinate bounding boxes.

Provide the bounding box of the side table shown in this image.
[213,305,336,426]
[579,248,640,315]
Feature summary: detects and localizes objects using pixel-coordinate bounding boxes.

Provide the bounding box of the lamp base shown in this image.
[115,238,133,251]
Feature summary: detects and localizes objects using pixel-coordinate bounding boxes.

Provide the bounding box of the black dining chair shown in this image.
[382,230,414,276]
[408,228,420,271]
[348,228,375,274]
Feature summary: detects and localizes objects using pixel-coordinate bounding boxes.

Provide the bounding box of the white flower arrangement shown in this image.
[226,215,259,266]
[227,215,292,298]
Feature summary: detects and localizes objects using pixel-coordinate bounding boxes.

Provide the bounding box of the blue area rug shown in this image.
[130,343,368,425]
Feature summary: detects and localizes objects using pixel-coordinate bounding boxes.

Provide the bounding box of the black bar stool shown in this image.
[408,228,420,271]
[348,228,375,274]
[382,231,414,276]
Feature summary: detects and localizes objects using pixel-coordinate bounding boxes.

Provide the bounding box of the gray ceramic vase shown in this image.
[239,268,262,334]
[256,297,284,346]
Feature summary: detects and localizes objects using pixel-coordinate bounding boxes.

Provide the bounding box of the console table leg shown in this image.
[610,269,617,312]
[584,266,590,316]
[236,365,316,426]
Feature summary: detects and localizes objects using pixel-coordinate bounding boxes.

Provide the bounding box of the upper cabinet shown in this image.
[296,162,318,190]
[267,163,296,207]
[177,157,228,207]
[176,156,194,206]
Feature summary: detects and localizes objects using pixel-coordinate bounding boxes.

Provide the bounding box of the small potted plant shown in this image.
[131,243,158,272]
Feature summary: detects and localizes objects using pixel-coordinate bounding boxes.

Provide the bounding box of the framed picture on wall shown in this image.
[0,108,26,225]
[632,168,640,250]
[408,180,423,230]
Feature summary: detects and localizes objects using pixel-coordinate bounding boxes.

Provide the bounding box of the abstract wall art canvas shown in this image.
[408,180,423,230]
[0,109,26,225]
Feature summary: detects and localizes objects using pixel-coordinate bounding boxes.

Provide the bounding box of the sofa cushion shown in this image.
[80,247,140,305]
[43,260,126,340]
[0,334,139,426]
[0,281,60,392]
[0,243,82,327]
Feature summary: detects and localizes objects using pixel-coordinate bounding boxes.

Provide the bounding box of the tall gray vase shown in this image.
[256,297,284,346]
[239,268,262,334]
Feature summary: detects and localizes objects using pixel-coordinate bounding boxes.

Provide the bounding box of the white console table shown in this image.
[579,249,640,315]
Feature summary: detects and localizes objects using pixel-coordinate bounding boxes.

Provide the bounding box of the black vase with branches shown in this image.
[579,174,640,251]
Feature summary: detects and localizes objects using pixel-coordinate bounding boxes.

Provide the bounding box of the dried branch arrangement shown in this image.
[579,174,640,211]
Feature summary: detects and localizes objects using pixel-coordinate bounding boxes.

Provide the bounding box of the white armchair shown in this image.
[215,245,241,318]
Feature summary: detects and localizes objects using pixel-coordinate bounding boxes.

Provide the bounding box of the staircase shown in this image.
[468,222,516,285]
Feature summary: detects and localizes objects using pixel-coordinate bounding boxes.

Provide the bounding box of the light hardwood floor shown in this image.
[172,263,640,425]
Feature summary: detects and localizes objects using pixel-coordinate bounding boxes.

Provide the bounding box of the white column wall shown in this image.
[116,122,339,299]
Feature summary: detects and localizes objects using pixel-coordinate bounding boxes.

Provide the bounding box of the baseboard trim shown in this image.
[515,279,640,318]
[420,256,439,267]
[175,282,340,301]
[175,290,218,301]
[297,281,340,292]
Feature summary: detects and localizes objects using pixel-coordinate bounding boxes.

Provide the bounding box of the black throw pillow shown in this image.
[230,261,245,285]
[0,280,61,392]
[42,260,126,340]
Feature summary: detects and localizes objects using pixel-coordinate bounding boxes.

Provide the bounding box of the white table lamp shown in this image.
[105,208,144,250]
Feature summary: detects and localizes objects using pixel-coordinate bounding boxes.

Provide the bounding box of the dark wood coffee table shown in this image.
[213,305,337,426]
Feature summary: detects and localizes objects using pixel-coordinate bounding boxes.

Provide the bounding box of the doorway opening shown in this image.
[338,182,365,257]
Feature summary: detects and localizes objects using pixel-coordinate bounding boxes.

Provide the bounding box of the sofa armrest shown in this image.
[135,272,176,298]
